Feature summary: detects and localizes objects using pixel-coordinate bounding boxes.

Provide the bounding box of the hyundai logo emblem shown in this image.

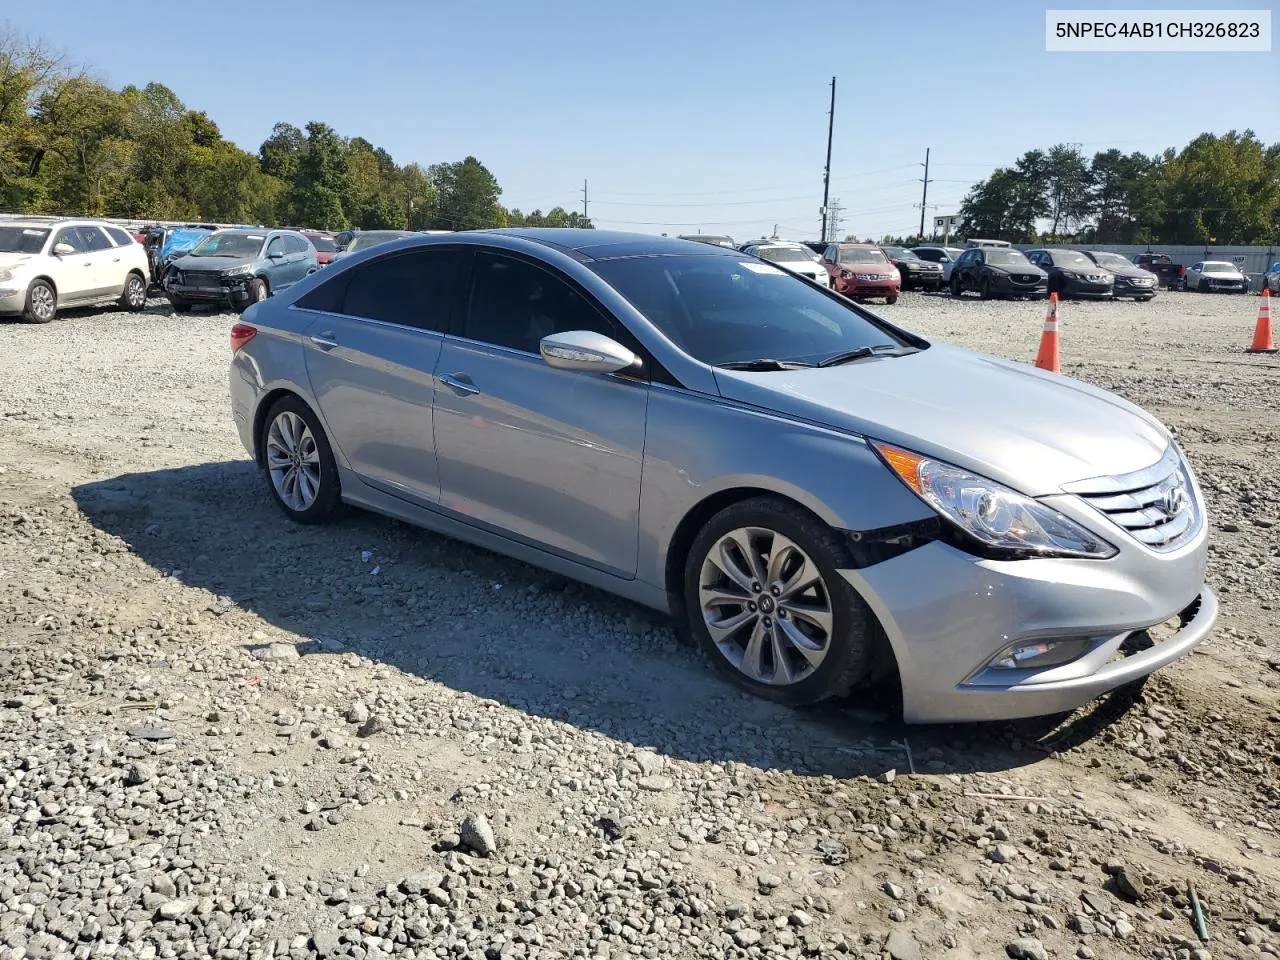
[1161,485,1188,519]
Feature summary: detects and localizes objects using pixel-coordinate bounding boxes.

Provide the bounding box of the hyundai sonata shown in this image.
[228,230,1215,723]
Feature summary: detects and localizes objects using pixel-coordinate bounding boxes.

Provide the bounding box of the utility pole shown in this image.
[582,179,588,219]
[820,76,835,242]
[917,148,932,239]
[826,198,844,242]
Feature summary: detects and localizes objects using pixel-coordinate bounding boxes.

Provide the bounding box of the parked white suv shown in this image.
[0,218,151,323]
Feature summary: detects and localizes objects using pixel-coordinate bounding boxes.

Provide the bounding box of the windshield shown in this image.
[1202,261,1237,271]
[985,249,1032,267]
[837,248,888,265]
[347,232,412,252]
[882,247,917,260]
[307,236,337,253]
[589,255,907,367]
[190,233,264,259]
[1050,251,1094,268]
[1091,252,1132,270]
[756,247,812,264]
[0,226,49,254]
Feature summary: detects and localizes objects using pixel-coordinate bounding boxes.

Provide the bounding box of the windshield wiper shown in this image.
[718,358,816,371]
[818,344,914,367]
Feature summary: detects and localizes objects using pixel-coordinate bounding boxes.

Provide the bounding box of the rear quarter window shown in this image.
[105,226,135,246]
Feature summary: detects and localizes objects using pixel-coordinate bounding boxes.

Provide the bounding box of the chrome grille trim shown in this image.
[1062,446,1201,551]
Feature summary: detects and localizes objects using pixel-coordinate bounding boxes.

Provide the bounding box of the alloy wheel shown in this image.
[266,411,322,512]
[698,526,834,685]
[126,276,146,308]
[256,282,268,302]
[31,285,55,321]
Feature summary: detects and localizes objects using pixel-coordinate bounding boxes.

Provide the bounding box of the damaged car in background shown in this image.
[164,228,318,312]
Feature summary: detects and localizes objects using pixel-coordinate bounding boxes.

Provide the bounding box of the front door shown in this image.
[432,251,649,578]
[302,247,464,503]
[49,226,97,301]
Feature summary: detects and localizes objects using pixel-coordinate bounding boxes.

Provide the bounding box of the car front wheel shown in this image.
[261,397,343,524]
[684,497,875,706]
[949,274,963,297]
[24,280,56,323]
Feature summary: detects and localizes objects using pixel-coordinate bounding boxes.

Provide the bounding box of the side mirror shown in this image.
[53,242,75,256]
[267,250,283,260]
[540,330,638,374]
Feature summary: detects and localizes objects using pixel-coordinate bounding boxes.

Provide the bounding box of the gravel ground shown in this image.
[1,289,1278,960]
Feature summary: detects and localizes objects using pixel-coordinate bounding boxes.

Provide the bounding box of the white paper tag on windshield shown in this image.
[739,261,785,275]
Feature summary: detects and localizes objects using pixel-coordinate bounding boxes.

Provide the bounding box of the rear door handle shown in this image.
[309,333,338,349]
[439,373,480,396]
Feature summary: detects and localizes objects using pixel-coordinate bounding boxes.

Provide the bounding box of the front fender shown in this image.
[637,385,934,592]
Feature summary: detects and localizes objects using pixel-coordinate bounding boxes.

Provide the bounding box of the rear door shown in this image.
[78,225,122,296]
[301,246,463,503]
[432,250,649,577]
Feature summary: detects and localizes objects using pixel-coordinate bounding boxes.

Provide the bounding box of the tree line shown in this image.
[953,133,1279,246]
[0,28,593,232]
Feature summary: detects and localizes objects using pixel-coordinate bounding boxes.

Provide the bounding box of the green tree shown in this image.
[32,75,133,215]
[1158,131,1279,244]
[426,156,503,230]
[288,121,353,228]
[1043,143,1092,239]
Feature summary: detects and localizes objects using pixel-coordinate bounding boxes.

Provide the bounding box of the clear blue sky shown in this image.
[9,0,1276,240]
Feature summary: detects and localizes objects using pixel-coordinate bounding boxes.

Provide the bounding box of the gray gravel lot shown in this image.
[1,290,1278,960]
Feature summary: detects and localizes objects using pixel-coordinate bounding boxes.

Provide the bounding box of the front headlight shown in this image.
[840,269,853,280]
[872,441,1117,559]
[223,263,253,277]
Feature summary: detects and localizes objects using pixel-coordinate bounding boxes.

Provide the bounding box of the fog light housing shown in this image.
[989,637,1091,670]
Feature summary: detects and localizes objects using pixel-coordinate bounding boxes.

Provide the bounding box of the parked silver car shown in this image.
[228,230,1215,723]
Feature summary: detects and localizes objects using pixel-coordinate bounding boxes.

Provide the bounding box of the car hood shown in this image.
[837,261,896,275]
[1202,266,1242,276]
[713,343,1170,496]
[0,253,35,270]
[1100,262,1151,279]
[988,262,1047,276]
[170,255,255,273]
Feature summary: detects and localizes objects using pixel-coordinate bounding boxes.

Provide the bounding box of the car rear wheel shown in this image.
[684,497,875,706]
[119,273,147,312]
[261,397,343,524]
[24,280,56,323]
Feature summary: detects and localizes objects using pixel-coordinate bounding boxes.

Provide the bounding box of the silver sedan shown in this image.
[228,230,1215,723]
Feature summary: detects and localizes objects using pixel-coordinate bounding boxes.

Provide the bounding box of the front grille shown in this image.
[1014,275,1040,283]
[181,270,225,285]
[1062,446,1200,551]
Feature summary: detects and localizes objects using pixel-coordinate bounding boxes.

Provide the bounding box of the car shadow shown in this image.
[71,461,1132,779]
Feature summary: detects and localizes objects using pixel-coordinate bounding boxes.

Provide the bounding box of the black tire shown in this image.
[949,273,963,297]
[248,277,269,306]
[259,396,343,524]
[1138,295,1155,302]
[979,275,993,300]
[683,496,876,707]
[23,279,56,323]
[885,295,898,305]
[1197,278,1208,293]
[119,272,147,312]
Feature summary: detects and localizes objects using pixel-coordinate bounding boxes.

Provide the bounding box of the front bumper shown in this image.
[902,270,943,288]
[1063,278,1114,299]
[836,278,900,299]
[0,289,26,315]
[1114,278,1158,298]
[841,496,1213,723]
[166,278,254,304]
[1201,279,1248,292]
[991,275,1048,298]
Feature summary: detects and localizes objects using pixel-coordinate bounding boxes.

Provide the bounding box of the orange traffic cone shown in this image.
[1247,289,1277,354]
[1035,293,1061,372]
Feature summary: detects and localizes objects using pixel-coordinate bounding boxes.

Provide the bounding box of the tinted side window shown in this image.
[105,226,134,246]
[52,227,89,253]
[78,226,113,252]
[265,237,284,257]
[463,252,622,354]
[340,249,461,331]
[288,235,310,255]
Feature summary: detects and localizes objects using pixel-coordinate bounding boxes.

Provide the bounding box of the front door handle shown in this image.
[439,373,480,396]
[309,333,338,349]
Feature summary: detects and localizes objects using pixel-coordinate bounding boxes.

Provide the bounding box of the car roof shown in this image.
[835,242,879,249]
[484,228,741,261]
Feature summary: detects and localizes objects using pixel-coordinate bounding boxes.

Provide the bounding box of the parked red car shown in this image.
[819,242,900,303]
[303,231,339,267]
